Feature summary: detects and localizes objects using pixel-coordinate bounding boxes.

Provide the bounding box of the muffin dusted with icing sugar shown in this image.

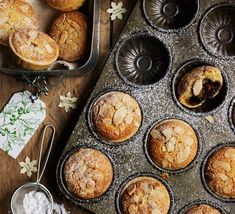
[9,29,59,70]
[91,91,142,143]
[47,0,86,11]
[49,11,88,62]
[185,204,221,214]
[148,119,198,170]
[0,0,39,46]
[121,176,171,214]
[205,146,235,199]
[64,148,113,199]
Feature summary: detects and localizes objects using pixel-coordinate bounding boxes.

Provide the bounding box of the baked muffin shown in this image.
[177,66,223,108]
[49,12,87,62]
[205,146,235,199]
[9,29,59,70]
[91,91,142,143]
[148,119,198,170]
[64,148,113,199]
[0,0,39,46]
[185,204,221,214]
[47,0,86,12]
[121,176,171,214]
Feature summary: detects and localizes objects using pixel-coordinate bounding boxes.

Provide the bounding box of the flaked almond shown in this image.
[59,31,68,44]
[166,138,176,152]
[213,161,231,171]
[93,105,100,115]
[122,94,131,103]
[57,14,66,26]
[128,204,138,214]
[68,19,80,29]
[103,118,112,125]
[113,106,127,126]
[124,114,133,124]
[28,30,38,40]
[224,148,235,160]
[161,128,173,140]
[150,188,164,198]
[217,173,229,181]
[162,160,169,168]
[223,184,232,194]
[22,17,34,28]
[182,146,191,162]
[151,129,162,140]
[110,97,122,109]
[151,209,161,214]
[174,126,184,135]
[0,16,8,25]
[184,137,195,146]
[98,104,108,116]
[193,79,203,96]
[162,145,167,152]
[140,182,152,193]
[21,4,30,13]
[43,42,53,53]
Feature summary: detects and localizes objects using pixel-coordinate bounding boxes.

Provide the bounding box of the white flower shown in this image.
[58,92,78,113]
[19,157,37,177]
[107,2,127,21]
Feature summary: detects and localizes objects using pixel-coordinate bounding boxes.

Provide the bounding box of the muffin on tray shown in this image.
[177,66,223,109]
[185,204,221,214]
[9,29,59,70]
[91,91,142,143]
[148,119,198,170]
[0,0,39,46]
[49,11,88,62]
[64,148,113,199]
[121,176,171,214]
[47,0,86,12]
[205,146,235,199]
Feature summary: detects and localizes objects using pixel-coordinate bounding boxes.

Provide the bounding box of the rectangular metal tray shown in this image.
[56,0,235,213]
[0,0,101,77]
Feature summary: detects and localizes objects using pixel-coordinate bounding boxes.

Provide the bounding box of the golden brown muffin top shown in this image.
[47,0,86,11]
[121,177,171,214]
[185,204,221,214]
[91,91,142,143]
[0,0,39,46]
[49,11,87,62]
[205,146,235,199]
[177,66,223,109]
[10,29,59,66]
[148,119,198,170]
[64,148,113,199]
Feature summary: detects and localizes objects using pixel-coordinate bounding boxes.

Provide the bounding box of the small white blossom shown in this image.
[58,92,78,113]
[107,2,127,21]
[19,157,37,177]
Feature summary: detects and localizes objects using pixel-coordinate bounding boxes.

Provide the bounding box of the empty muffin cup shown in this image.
[228,97,235,133]
[172,60,227,115]
[115,33,171,86]
[200,4,235,58]
[143,0,198,31]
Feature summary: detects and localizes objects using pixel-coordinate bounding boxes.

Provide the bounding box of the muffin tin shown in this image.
[56,0,235,213]
[0,0,101,76]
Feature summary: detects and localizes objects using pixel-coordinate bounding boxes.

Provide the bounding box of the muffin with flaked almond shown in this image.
[91,91,142,143]
[205,146,235,199]
[184,204,221,214]
[148,119,198,171]
[0,0,39,46]
[64,148,113,199]
[121,176,171,214]
[47,0,86,12]
[49,11,88,62]
[9,29,59,70]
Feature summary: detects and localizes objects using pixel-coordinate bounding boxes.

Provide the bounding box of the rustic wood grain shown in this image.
[0,1,136,213]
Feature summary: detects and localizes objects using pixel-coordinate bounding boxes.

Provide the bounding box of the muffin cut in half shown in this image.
[91,91,142,143]
[148,119,199,171]
[177,66,223,109]
[9,29,59,70]
[64,148,113,199]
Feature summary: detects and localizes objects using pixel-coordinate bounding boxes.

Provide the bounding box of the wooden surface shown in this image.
[0,1,137,213]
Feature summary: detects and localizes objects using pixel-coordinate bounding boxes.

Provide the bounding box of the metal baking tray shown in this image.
[56,0,235,213]
[0,0,101,77]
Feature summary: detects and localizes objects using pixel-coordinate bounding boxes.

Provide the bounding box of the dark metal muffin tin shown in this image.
[56,0,235,213]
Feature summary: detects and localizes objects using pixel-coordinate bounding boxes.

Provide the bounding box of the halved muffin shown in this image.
[9,29,59,70]
[177,66,223,108]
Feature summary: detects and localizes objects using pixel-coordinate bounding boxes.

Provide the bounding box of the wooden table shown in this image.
[0,1,137,213]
